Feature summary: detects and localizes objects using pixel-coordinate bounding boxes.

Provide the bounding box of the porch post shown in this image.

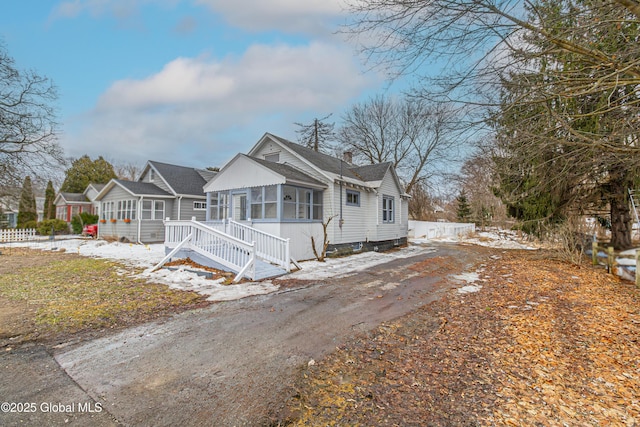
[205,192,211,221]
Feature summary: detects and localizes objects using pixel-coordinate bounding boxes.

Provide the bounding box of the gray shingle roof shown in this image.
[266,134,363,181]
[148,161,212,196]
[350,162,392,182]
[60,192,90,203]
[115,180,173,197]
[251,157,326,188]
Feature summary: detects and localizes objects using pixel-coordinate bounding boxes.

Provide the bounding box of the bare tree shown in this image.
[294,114,335,153]
[112,160,143,181]
[0,41,63,195]
[345,0,640,248]
[337,95,458,194]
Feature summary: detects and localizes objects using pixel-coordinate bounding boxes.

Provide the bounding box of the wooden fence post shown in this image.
[607,246,615,274]
[636,249,640,288]
[592,241,598,265]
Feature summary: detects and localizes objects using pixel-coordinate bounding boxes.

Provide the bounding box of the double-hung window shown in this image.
[101,201,114,220]
[117,200,137,220]
[141,200,164,220]
[346,190,360,207]
[382,196,395,223]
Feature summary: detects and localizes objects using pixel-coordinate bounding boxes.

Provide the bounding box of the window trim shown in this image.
[193,201,206,211]
[346,189,361,207]
[282,184,323,222]
[141,199,165,220]
[382,195,395,224]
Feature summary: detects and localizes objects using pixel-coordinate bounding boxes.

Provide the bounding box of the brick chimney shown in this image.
[343,151,353,164]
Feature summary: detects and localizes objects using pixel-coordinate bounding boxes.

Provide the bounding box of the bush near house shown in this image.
[71,212,99,234]
[37,219,69,236]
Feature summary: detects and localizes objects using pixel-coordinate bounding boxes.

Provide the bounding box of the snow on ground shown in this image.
[1,229,538,301]
[420,229,539,250]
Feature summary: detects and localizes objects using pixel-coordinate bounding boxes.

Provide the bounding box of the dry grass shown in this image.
[0,252,207,337]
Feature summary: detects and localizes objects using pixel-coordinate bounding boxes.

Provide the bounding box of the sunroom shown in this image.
[202,154,328,260]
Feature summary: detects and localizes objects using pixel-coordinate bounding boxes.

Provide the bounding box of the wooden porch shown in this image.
[150,219,298,282]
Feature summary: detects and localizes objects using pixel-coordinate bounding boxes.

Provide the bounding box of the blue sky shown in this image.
[1,0,397,170]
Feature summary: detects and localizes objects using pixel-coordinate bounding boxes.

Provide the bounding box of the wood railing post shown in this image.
[592,241,598,265]
[636,249,640,288]
[607,246,615,274]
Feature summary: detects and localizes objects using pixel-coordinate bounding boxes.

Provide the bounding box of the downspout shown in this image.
[137,196,143,244]
[177,196,183,220]
[339,161,344,229]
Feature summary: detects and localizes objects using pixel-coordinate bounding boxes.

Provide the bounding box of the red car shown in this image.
[82,224,98,238]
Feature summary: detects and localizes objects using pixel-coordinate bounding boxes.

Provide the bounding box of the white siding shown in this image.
[328,183,375,245]
[251,222,323,261]
[205,155,285,192]
[375,172,407,241]
[253,141,327,182]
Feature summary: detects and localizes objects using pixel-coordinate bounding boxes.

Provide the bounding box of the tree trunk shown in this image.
[609,186,633,250]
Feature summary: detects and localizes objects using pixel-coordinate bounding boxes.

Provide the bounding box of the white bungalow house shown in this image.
[158,133,409,281]
[95,161,216,243]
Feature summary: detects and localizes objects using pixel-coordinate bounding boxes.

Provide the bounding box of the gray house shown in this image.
[95,161,216,243]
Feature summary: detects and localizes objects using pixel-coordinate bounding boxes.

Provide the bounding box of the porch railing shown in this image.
[228,220,291,272]
[159,219,256,282]
[204,219,293,272]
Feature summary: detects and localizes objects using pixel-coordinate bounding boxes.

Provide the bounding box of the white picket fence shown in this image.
[0,228,37,242]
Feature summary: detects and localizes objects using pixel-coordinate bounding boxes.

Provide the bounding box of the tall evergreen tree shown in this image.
[60,155,117,193]
[492,0,640,248]
[43,180,55,220]
[17,176,37,227]
[456,190,471,222]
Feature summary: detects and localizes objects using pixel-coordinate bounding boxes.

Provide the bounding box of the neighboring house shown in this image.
[54,192,94,222]
[84,183,106,218]
[0,197,17,228]
[94,161,216,243]
[202,132,410,261]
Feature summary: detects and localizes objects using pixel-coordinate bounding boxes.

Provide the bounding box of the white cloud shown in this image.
[194,0,346,34]
[62,42,378,168]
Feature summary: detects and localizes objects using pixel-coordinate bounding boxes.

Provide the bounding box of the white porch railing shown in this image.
[204,220,293,272]
[156,219,256,282]
[0,228,37,242]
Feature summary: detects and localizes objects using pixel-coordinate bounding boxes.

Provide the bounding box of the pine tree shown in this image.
[60,155,117,193]
[44,180,55,220]
[17,176,37,227]
[456,190,471,222]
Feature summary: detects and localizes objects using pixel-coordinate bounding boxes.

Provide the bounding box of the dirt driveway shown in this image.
[1,242,492,426]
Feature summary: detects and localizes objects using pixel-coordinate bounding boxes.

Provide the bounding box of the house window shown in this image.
[264,153,280,162]
[148,169,155,182]
[250,186,278,220]
[193,201,206,210]
[346,190,360,207]
[101,201,115,220]
[117,200,137,220]
[56,205,67,221]
[382,195,395,223]
[209,192,229,221]
[142,200,164,220]
[283,185,323,221]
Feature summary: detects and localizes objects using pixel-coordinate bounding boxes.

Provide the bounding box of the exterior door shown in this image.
[232,193,247,221]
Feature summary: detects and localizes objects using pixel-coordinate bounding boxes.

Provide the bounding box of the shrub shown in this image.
[71,212,99,234]
[38,219,69,236]
[22,220,39,230]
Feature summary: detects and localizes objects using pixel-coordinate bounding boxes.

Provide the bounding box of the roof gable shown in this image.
[141,161,213,197]
[204,154,325,193]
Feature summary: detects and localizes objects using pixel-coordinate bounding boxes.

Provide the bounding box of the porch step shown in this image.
[168,248,287,281]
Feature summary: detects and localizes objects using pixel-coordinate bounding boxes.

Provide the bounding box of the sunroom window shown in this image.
[283,185,322,221]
